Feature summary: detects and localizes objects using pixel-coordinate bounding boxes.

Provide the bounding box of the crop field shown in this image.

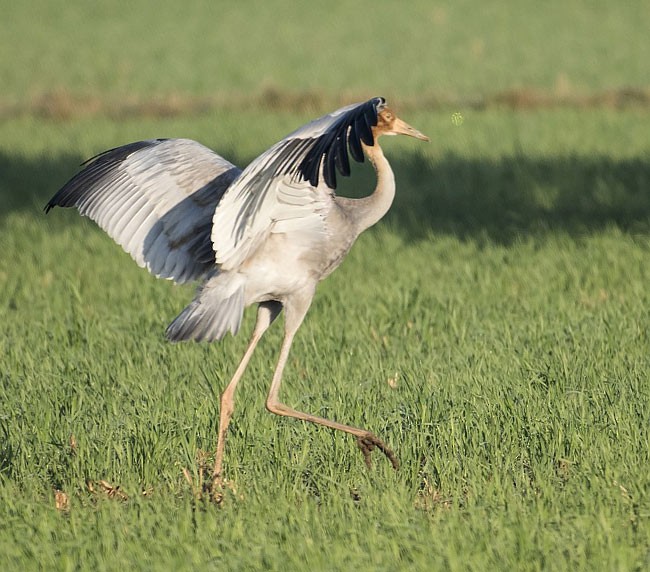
[1,1,650,570]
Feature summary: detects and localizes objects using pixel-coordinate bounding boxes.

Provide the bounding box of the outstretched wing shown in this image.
[46,138,241,284]
[212,97,386,270]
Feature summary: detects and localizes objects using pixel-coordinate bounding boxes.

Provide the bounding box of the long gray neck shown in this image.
[343,143,395,236]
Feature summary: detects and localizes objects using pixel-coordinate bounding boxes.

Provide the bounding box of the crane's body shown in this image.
[46,97,428,491]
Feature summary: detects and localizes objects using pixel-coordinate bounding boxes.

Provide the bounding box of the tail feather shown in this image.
[166,273,245,342]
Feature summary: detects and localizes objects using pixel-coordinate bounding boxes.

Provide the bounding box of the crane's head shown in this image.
[373,107,429,142]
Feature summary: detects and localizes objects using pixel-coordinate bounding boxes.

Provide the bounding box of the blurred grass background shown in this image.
[1,0,649,112]
[1,1,649,571]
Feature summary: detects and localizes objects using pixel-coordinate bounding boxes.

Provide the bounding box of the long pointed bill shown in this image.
[392,117,430,141]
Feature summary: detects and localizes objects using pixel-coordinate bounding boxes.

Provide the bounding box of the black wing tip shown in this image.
[44,190,75,213]
[45,189,73,213]
[296,97,388,190]
[45,139,169,214]
[81,138,167,166]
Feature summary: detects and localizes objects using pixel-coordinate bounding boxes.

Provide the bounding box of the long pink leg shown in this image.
[212,301,281,484]
[265,294,398,469]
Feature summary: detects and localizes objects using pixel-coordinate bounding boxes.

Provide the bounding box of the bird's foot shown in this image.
[209,472,227,504]
[182,463,233,504]
[356,432,399,470]
[209,472,242,504]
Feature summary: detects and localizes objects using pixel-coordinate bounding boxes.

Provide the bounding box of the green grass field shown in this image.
[1,1,650,570]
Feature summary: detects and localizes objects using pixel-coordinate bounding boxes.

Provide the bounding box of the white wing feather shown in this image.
[47,138,241,283]
[211,99,383,270]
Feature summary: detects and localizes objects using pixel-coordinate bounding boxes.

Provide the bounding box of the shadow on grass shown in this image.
[1,149,649,244]
[389,151,650,243]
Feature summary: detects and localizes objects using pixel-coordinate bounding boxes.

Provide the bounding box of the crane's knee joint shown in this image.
[265,400,276,414]
[265,399,286,416]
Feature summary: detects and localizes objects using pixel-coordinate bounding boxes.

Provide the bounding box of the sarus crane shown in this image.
[46,96,428,488]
